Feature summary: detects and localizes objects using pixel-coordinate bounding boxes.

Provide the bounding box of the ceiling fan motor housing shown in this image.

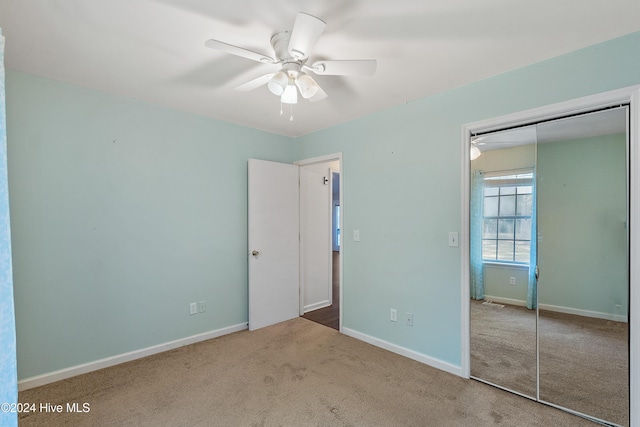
[270,31,301,65]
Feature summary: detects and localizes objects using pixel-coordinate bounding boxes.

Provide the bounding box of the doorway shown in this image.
[297,155,342,331]
[247,153,342,332]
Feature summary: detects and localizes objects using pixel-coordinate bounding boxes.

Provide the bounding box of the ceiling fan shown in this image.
[205,12,377,117]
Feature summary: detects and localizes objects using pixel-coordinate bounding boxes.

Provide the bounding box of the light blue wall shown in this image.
[6,71,295,379]
[295,31,640,366]
[0,28,18,427]
[538,134,627,317]
[483,266,529,303]
[6,31,640,381]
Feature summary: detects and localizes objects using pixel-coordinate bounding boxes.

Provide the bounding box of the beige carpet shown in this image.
[470,300,537,398]
[470,300,628,426]
[539,309,628,426]
[19,317,595,426]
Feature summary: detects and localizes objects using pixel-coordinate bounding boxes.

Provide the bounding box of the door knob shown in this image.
[252,250,259,256]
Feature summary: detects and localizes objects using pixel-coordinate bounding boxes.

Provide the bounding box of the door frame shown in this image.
[460,85,640,426]
[295,153,343,332]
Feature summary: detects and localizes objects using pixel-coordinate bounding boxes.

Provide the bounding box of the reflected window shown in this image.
[483,172,533,264]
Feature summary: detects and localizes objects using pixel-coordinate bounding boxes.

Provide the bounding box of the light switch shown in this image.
[405,312,413,327]
[353,229,360,241]
[449,232,459,247]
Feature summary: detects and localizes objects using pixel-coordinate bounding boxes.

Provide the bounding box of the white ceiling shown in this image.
[1,1,639,137]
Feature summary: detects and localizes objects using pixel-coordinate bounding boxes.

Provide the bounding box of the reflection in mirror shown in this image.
[470,107,630,426]
[469,126,538,398]
[536,108,629,426]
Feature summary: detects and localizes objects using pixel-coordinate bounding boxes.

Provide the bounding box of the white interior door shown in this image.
[248,159,300,331]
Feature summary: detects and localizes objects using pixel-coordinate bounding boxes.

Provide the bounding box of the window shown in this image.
[482,172,533,264]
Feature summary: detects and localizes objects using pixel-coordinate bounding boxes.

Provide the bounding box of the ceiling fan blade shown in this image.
[205,39,275,64]
[310,60,377,76]
[235,73,275,91]
[308,85,327,103]
[287,12,326,60]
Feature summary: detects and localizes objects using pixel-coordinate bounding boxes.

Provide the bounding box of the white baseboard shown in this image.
[482,296,628,323]
[304,300,331,313]
[538,303,628,323]
[18,322,248,391]
[342,327,462,377]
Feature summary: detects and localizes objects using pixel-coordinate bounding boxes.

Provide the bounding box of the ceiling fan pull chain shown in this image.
[280,101,283,116]
[290,103,294,122]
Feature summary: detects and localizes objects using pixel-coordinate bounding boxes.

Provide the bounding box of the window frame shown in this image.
[481,171,533,265]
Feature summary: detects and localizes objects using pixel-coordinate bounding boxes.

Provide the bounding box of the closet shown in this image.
[469,107,629,426]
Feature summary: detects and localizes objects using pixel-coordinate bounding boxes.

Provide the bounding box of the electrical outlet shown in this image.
[353,229,360,241]
[390,308,397,322]
[509,276,516,286]
[189,302,197,315]
[198,301,206,313]
[405,312,413,327]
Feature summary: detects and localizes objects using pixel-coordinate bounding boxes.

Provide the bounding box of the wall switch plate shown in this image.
[509,276,516,285]
[189,302,197,315]
[448,232,459,247]
[198,301,206,313]
[353,229,360,241]
[390,308,397,322]
[405,312,413,327]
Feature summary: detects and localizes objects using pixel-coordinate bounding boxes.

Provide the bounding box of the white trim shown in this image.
[18,323,248,391]
[629,87,640,427]
[481,296,628,323]
[338,161,343,333]
[304,300,331,313]
[294,153,342,167]
[461,84,640,426]
[460,119,471,379]
[343,327,462,377]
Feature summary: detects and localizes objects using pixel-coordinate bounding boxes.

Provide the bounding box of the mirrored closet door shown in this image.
[469,107,630,426]
[469,124,538,398]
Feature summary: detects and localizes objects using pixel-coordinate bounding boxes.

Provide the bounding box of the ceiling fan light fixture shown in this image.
[470,144,482,161]
[281,84,298,104]
[267,71,288,96]
[295,73,319,99]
